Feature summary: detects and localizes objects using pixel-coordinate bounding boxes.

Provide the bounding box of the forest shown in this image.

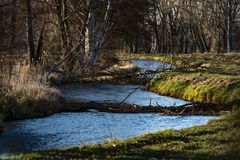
[1,0,240,58]
[0,0,240,159]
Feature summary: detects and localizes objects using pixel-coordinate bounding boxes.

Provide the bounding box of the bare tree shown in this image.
[25,0,35,61]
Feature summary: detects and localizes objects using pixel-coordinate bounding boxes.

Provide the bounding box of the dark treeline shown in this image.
[0,0,240,66]
[114,0,240,54]
[0,0,111,67]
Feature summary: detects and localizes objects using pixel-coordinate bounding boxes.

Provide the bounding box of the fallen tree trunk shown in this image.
[61,100,232,116]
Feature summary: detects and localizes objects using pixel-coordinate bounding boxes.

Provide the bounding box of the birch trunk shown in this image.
[85,0,96,62]
[89,0,112,65]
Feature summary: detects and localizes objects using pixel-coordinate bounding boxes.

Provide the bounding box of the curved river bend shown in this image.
[0,60,215,154]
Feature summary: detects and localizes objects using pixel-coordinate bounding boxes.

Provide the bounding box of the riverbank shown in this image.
[0,64,61,121]
[0,57,219,123]
[120,52,240,106]
[0,58,139,121]
[146,72,240,105]
[8,109,240,160]
[1,53,237,119]
[49,60,142,85]
[1,53,237,122]
[119,52,240,75]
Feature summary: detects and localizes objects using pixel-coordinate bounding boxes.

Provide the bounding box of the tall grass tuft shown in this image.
[0,64,61,120]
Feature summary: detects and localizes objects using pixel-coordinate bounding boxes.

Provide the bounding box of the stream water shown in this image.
[60,83,187,106]
[0,113,214,154]
[0,60,215,154]
[130,59,174,71]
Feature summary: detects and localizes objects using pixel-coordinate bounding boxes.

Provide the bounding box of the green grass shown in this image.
[147,72,240,105]
[7,109,240,160]
[119,52,240,105]
[118,52,240,75]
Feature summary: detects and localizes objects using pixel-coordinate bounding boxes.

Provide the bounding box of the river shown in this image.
[0,60,215,154]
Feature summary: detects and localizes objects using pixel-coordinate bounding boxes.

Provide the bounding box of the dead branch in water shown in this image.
[61,100,232,116]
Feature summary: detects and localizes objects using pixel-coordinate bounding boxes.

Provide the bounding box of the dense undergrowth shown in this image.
[7,108,240,160]
[0,64,61,120]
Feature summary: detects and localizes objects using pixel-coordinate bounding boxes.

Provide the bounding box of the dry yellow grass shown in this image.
[0,64,61,120]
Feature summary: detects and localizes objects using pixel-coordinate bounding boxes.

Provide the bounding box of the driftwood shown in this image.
[61,100,232,116]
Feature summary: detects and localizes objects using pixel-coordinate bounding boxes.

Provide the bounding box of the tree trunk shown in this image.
[63,0,70,48]
[89,0,112,64]
[55,0,68,54]
[25,0,35,62]
[85,0,96,61]
[199,30,209,52]
[226,15,233,53]
[10,0,17,48]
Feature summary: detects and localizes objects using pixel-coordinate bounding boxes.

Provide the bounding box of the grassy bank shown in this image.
[147,72,240,105]
[7,109,240,160]
[119,52,240,105]
[0,64,61,120]
[119,52,240,75]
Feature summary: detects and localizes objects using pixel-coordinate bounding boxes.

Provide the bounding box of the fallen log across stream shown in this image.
[61,100,232,116]
[59,70,162,85]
